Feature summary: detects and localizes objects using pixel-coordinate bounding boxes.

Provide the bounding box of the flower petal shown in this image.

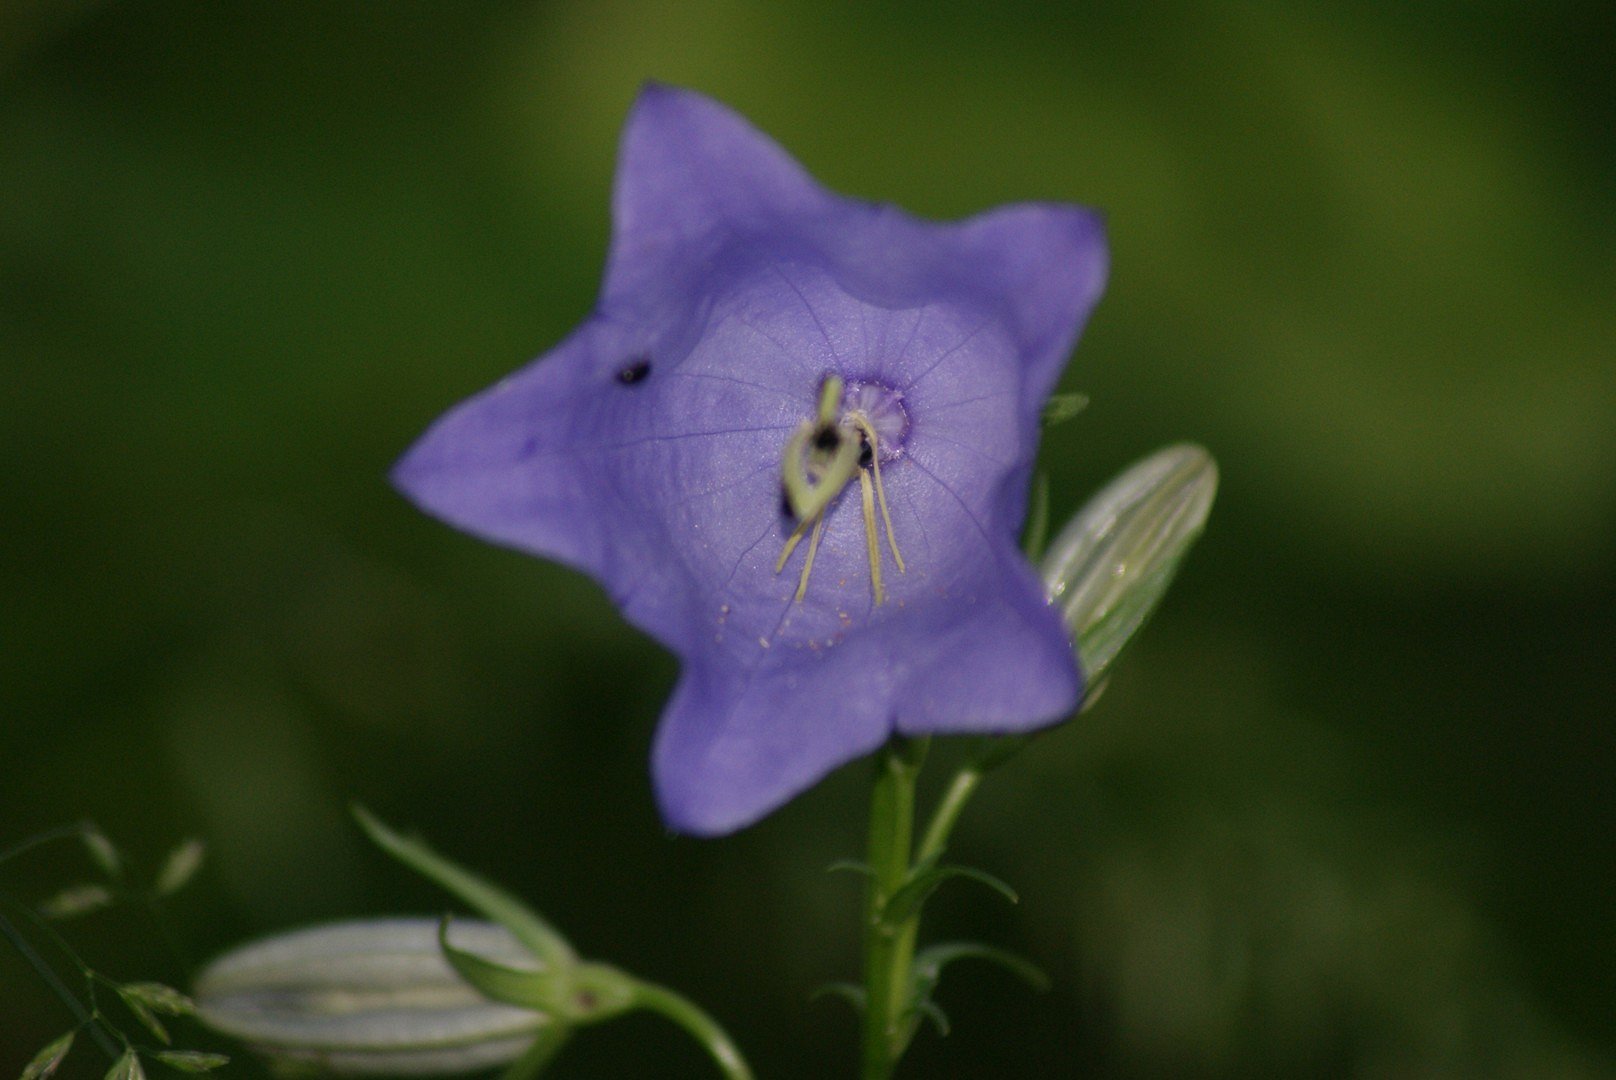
[606,84,831,306]
[954,204,1109,418]
[652,554,1076,835]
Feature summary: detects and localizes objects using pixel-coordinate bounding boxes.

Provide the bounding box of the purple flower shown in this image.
[393,85,1108,835]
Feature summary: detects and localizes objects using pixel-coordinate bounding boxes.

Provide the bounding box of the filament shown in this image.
[859,469,883,605]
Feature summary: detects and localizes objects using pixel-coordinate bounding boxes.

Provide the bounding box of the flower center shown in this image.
[842,380,909,460]
[775,375,908,606]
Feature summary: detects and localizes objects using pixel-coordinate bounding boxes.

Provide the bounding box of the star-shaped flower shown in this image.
[393,85,1108,835]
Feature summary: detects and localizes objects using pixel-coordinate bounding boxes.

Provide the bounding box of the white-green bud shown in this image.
[194,918,550,1076]
[1041,443,1218,700]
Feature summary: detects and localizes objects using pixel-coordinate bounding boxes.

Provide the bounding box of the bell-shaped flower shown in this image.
[394,85,1108,834]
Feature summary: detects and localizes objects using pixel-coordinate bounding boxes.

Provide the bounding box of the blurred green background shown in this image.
[3,0,1612,1076]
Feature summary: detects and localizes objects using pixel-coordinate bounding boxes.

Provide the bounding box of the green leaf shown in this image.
[39,884,112,919]
[352,805,576,969]
[912,942,1050,993]
[1041,393,1089,426]
[120,982,195,1017]
[81,827,122,880]
[807,982,866,1014]
[118,989,170,1045]
[152,840,206,897]
[152,1052,229,1074]
[1022,473,1051,561]
[881,866,1019,926]
[436,916,554,1011]
[910,998,950,1037]
[20,1031,74,1080]
[104,1051,143,1080]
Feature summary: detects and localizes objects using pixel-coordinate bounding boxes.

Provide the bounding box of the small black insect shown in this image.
[616,356,652,385]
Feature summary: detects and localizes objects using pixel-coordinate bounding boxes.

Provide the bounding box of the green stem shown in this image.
[0,823,91,868]
[860,737,927,1080]
[630,980,754,1080]
[0,899,120,1060]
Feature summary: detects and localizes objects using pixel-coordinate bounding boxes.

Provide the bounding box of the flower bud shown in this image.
[1041,444,1217,699]
[194,918,550,1076]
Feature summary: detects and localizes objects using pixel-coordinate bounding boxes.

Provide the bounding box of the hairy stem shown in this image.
[860,737,927,1080]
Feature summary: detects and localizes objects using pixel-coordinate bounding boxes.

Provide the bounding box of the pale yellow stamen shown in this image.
[793,513,826,602]
[859,468,883,605]
[848,413,906,573]
[775,513,813,573]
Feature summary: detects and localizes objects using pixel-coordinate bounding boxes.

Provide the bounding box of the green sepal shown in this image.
[151,1052,229,1074]
[565,963,638,1023]
[881,865,1018,926]
[912,941,1050,994]
[1041,393,1089,426]
[20,1031,74,1080]
[436,916,556,1011]
[807,982,866,1015]
[964,734,1032,773]
[498,1025,570,1080]
[104,1051,143,1080]
[1022,473,1051,561]
[353,805,576,970]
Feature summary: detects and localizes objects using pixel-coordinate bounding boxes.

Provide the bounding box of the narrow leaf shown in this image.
[104,1051,143,1080]
[807,982,866,1014]
[913,942,1050,992]
[120,982,195,1017]
[353,805,575,969]
[152,1052,228,1074]
[881,866,1019,926]
[1041,393,1089,426]
[117,987,171,1044]
[20,1031,74,1080]
[910,998,950,1037]
[437,916,554,1010]
[39,884,112,920]
[824,860,872,877]
[153,840,206,897]
[81,828,122,880]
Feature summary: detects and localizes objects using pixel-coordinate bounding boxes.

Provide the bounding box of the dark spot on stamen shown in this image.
[616,356,651,385]
[812,425,841,452]
[858,433,873,468]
